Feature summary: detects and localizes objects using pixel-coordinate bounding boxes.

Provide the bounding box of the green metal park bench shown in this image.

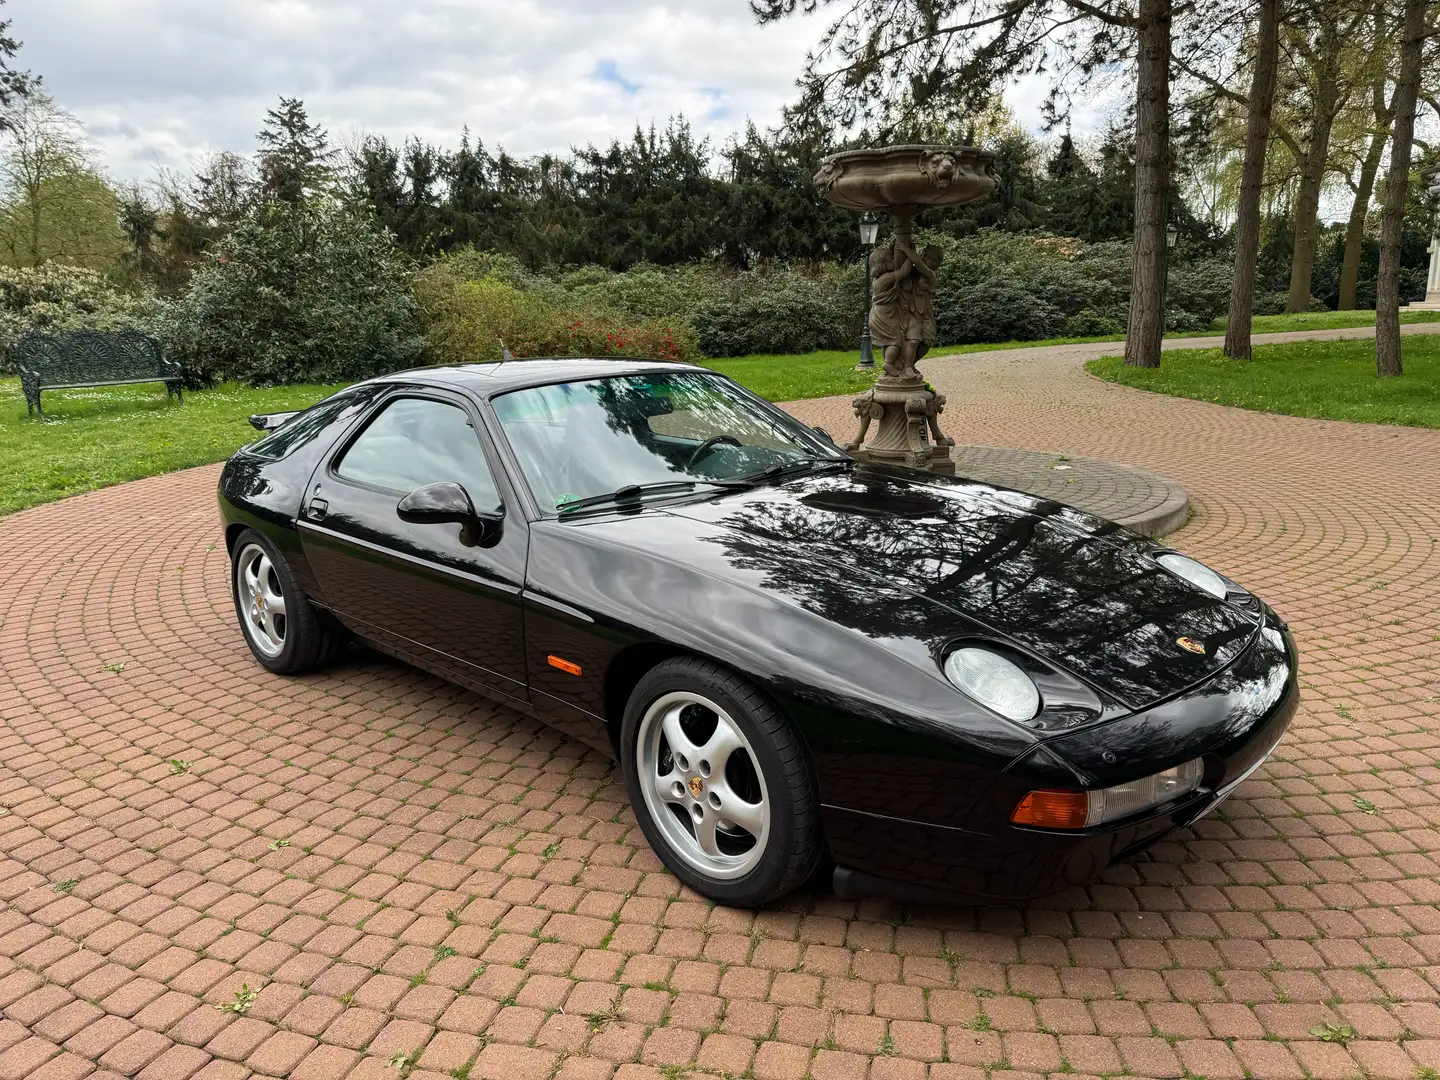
[15,330,183,418]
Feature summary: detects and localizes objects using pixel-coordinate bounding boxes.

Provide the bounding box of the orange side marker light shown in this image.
[1011,790,1089,829]
[547,655,582,676]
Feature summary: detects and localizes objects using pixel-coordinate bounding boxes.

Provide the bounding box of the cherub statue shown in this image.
[895,240,942,379]
[867,242,914,379]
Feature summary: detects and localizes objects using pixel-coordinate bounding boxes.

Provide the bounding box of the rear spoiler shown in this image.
[249,410,301,432]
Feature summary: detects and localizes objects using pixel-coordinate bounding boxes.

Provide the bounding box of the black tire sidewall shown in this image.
[620,659,817,907]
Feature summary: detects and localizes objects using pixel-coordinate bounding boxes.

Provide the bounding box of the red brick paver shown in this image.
[3,325,1440,1078]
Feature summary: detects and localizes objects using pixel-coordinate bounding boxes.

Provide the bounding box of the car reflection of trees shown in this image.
[696,470,1255,705]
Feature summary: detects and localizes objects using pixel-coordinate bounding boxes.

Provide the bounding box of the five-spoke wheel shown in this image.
[621,657,822,906]
[229,528,345,674]
[637,690,770,880]
[236,543,287,658]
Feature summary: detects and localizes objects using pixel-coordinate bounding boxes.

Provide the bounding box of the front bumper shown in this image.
[824,622,1298,903]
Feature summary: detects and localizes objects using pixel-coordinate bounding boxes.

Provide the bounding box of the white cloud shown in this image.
[9,0,1108,184]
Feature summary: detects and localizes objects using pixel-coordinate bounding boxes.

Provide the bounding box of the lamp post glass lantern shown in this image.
[857,213,880,369]
[1165,224,1179,249]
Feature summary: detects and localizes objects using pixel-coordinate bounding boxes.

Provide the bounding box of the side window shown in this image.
[337,397,499,509]
[248,387,369,460]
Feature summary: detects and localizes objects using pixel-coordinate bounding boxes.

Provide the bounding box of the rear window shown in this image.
[246,387,374,460]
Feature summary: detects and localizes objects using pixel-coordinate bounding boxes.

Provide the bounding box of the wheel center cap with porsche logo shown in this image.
[688,776,704,798]
[1176,636,1206,655]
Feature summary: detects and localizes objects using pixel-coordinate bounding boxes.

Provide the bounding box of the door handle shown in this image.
[306,497,329,521]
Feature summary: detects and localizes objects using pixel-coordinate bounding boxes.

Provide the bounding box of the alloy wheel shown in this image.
[636,690,771,880]
[236,543,287,658]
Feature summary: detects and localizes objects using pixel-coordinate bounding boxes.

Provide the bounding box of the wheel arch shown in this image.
[224,521,248,554]
[602,641,692,754]
[601,642,802,760]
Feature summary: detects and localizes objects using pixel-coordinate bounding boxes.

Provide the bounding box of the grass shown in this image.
[0,378,346,516]
[703,309,1440,402]
[1087,332,1440,429]
[3,308,1436,517]
[1243,308,1440,334]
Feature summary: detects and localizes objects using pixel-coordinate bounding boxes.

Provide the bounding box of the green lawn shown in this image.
[0,379,347,516]
[706,310,1440,402]
[5,308,1438,517]
[1087,333,1440,429]
[1241,309,1440,335]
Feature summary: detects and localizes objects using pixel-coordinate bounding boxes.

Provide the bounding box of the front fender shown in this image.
[524,509,1038,828]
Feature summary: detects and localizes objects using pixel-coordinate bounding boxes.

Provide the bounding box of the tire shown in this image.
[620,656,822,906]
[230,528,345,674]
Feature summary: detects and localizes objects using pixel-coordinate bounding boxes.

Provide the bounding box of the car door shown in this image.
[297,388,529,704]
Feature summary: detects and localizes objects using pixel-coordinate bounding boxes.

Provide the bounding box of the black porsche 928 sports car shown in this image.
[218,358,1297,907]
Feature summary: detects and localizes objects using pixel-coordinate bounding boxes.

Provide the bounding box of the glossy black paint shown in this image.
[218,358,1298,902]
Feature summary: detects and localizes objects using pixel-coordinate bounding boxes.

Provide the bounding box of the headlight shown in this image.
[944,647,1040,722]
[1011,758,1204,829]
[1156,552,1228,599]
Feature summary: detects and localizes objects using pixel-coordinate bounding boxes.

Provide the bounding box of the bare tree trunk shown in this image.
[1375,0,1425,377]
[1124,0,1172,369]
[1337,101,1391,310]
[1224,0,1282,360]
[1284,78,1340,312]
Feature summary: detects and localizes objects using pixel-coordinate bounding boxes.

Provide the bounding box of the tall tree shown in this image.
[1278,2,1368,312]
[1123,0,1173,368]
[750,0,1184,368]
[0,0,31,129]
[1337,79,1394,309]
[255,97,334,203]
[1374,0,1429,377]
[0,92,126,268]
[1223,0,1282,359]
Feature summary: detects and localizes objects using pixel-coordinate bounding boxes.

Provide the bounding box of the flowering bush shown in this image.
[414,266,698,364]
[0,264,166,373]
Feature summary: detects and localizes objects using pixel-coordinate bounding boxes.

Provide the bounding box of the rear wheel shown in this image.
[621,657,821,906]
[231,528,344,674]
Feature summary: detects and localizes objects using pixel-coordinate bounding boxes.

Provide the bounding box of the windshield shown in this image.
[492,371,841,512]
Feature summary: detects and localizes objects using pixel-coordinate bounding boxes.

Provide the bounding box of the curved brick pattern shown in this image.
[1,322,1439,1080]
[945,446,1188,537]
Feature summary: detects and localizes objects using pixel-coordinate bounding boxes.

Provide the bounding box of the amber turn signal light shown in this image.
[1011,789,1089,829]
[547,655,582,676]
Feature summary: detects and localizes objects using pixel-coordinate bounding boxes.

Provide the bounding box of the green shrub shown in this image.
[165,199,425,385]
[414,259,698,364]
[1165,309,1211,334]
[1064,308,1125,336]
[692,274,853,358]
[936,279,1067,345]
[417,276,565,360]
[1167,259,1232,325]
[0,264,165,372]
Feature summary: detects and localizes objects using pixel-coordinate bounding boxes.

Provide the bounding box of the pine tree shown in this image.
[255,97,334,203]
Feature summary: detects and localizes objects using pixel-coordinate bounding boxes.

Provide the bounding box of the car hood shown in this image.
[662,466,1258,711]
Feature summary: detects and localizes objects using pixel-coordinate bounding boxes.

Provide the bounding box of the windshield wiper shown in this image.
[557,479,752,515]
[737,455,855,485]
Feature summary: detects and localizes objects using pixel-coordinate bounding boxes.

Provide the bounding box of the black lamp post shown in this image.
[857,212,880,370]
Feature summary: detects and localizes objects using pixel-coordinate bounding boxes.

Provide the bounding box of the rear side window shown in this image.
[247,388,370,461]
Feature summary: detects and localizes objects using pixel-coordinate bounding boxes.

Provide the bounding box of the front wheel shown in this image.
[621,657,822,906]
[231,528,344,674]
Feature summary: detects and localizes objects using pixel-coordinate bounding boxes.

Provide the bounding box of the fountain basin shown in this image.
[813,145,997,212]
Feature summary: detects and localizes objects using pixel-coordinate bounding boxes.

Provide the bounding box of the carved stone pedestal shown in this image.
[844,376,956,474]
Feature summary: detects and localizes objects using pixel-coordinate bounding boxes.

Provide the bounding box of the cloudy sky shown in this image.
[9,0,1109,185]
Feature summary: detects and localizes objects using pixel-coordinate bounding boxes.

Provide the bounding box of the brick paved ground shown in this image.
[3,325,1440,1080]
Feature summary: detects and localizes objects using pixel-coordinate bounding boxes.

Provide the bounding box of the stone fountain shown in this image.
[814,145,997,473]
[1405,164,1440,311]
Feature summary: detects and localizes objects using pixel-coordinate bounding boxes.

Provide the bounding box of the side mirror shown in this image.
[397,482,502,546]
[813,426,835,443]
